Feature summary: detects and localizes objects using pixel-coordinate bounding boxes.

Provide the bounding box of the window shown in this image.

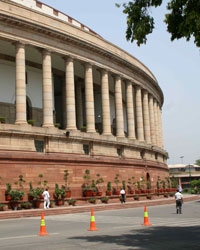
[117,148,122,157]
[83,144,89,155]
[35,140,44,153]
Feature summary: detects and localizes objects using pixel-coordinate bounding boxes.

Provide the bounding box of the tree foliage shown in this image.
[195,159,200,166]
[116,0,200,47]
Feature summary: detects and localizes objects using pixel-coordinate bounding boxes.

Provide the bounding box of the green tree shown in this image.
[195,159,200,166]
[116,0,200,47]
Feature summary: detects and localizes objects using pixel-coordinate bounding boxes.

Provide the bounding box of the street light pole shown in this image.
[180,156,184,164]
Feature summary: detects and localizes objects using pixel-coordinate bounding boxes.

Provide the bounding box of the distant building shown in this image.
[168,164,200,188]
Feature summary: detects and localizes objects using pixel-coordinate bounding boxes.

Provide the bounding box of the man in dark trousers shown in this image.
[175,189,183,214]
[120,188,126,203]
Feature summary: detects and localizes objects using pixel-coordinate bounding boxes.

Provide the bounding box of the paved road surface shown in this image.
[0,200,200,249]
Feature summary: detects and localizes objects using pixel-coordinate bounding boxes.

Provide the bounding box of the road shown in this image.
[0,200,200,250]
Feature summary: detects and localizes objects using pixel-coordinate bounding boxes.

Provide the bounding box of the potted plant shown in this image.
[140,176,146,193]
[9,190,22,210]
[106,181,112,196]
[165,177,171,192]
[28,120,35,126]
[146,181,151,193]
[55,123,60,128]
[128,177,135,194]
[96,173,104,196]
[146,194,152,200]
[161,180,166,192]
[21,202,32,209]
[134,195,140,201]
[114,174,120,195]
[136,181,141,194]
[5,183,12,201]
[164,193,169,198]
[54,184,65,206]
[157,176,161,193]
[80,126,87,132]
[14,175,26,200]
[100,196,109,204]
[0,117,6,123]
[64,169,71,198]
[50,201,55,208]
[29,187,43,208]
[67,199,77,206]
[82,169,92,197]
[88,197,97,204]
[91,180,97,196]
[0,203,5,211]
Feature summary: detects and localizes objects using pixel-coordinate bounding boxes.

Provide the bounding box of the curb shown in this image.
[0,195,199,220]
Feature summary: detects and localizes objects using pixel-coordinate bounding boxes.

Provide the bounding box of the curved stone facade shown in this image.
[0,0,168,198]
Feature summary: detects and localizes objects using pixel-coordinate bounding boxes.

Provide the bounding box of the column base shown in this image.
[15,121,27,125]
[42,124,54,128]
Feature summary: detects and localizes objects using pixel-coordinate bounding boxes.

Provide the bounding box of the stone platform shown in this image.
[0,194,198,220]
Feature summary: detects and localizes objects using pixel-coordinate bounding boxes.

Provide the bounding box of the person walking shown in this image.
[175,189,183,214]
[43,188,50,209]
[120,188,126,203]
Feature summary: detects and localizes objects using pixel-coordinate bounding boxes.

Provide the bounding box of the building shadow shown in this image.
[69,225,200,250]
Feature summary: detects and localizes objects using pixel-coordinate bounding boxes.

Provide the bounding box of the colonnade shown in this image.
[14,42,163,148]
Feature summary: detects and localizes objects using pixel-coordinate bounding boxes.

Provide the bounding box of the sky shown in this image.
[41,0,200,165]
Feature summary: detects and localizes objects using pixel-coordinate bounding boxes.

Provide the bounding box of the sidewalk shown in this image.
[0,194,198,220]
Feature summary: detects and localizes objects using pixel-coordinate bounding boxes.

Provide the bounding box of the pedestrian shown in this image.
[120,188,126,203]
[175,189,183,214]
[43,188,50,209]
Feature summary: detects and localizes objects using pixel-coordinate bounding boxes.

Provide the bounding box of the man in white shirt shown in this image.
[43,188,50,209]
[120,188,126,203]
[175,190,183,214]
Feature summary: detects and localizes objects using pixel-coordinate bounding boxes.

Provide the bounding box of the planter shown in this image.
[5,195,11,201]
[40,194,43,199]
[129,190,134,194]
[65,190,71,198]
[146,196,152,200]
[28,195,34,201]
[10,202,19,210]
[56,199,63,206]
[97,191,102,196]
[88,199,96,204]
[83,190,92,197]
[92,192,97,196]
[33,200,41,208]
[106,191,112,196]
[114,190,120,195]
[134,197,140,201]
[136,190,141,194]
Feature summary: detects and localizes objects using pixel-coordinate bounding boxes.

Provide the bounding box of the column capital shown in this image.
[42,49,51,57]
[14,41,26,49]
[63,55,74,63]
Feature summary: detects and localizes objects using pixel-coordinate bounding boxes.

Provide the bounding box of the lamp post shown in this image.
[180,156,184,164]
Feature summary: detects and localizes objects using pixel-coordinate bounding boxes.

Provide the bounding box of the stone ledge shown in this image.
[0,194,198,220]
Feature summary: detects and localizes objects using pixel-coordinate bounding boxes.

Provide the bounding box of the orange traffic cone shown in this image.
[142,205,152,226]
[38,212,48,236]
[88,208,99,231]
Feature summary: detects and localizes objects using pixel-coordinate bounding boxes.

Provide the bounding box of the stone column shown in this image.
[76,80,83,130]
[153,99,159,146]
[143,90,151,144]
[115,76,124,137]
[42,49,54,127]
[65,57,76,130]
[157,104,163,148]
[126,81,135,139]
[135,86,144,141]
[149,95,156,145]
[101,69,111,135]
[15,42,27,125]
[85,63,95,133]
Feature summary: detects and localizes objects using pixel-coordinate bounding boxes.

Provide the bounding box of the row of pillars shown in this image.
[14,42,163,148]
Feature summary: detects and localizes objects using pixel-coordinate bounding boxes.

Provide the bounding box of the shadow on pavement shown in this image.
[69,225,200,250]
